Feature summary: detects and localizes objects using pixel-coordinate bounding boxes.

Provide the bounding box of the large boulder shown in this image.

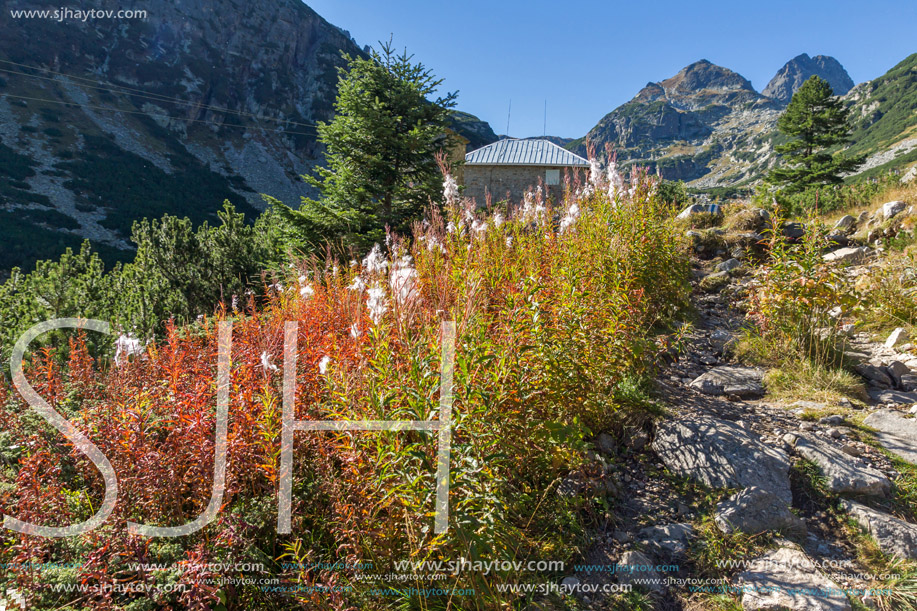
[690,366,765,398]
[843,500,917,559]
[832,215,856,232]
[863,409,917,464]
[885,327,909,349]
[855,363,892,388]
[653,416,792,503]
[882,200,907,220]
[736,546,851,610]
[715,486,806,537]
[789,435,891,496]
[822,247,869,264]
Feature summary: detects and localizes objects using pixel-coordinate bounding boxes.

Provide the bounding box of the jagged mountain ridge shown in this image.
[568,53,916,188]
[569,60,783,185]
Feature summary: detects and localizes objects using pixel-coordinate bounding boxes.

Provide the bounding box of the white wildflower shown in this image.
[260,351,278,373]
[505,236,513,248]
[298,274,307,285]
[390,259,419,305]
[607,159,625,200]
[362,244,388,274]
[493,212,504,228]
[470,219,486,235]
[589,158,603,186]
[366,286,388,324]
[300,284,315,299]
[559,203,580,233]
[350,323,361,338]
[443,174,459,205]
[318,355,331,374]
[114,334,142,366]
[348,275,367,292]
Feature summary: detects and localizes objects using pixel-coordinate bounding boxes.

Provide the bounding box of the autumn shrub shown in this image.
[0,162,688,609]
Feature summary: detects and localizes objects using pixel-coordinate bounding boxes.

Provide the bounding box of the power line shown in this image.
[0,58,324,130]
[0,92,320,136]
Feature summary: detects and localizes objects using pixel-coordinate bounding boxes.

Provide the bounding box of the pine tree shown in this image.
[280,42,457,251]
[768,75,864,193]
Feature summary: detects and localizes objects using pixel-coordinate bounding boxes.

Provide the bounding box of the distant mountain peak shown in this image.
[763,54,854,103]
[660,60,756,98]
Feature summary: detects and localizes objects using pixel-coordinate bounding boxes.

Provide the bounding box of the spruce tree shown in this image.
[768,75,864,193]
[280,42,457,251]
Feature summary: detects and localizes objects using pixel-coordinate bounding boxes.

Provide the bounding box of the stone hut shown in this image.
[462,139,590,205]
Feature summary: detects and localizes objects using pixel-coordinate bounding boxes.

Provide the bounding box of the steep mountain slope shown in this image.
[0,0,496,272]
[570,60,782,185]
[0,0,363,270]
[763,53,854,103]
[844,53,917,177]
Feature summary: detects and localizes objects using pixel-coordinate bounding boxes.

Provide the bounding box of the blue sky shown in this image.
[306,0,917,139]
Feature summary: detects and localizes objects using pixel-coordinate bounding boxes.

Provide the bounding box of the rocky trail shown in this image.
[556,212,917,610]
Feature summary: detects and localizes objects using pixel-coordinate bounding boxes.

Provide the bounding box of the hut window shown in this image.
[545,169,560,185]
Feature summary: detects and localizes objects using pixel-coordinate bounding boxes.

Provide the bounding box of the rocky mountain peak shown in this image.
[763,53,854,103]
[660,60,756,97]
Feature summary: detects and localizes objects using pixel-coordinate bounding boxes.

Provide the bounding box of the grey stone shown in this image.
[716,258,742,272]
[868,389,917,406]
[863,409,917,464]
[628,431,649,451]
[737,546,851,610]
[886,327,909,349]
[790,434,890,497]
[617,550,664,593]
[690,366,765,398]
[783,222,806,239]
[678,203,721,219]
[855,363,892,388]
[843,500,917,559]
[823,246,869,264]
[901,374,917,392]
[639,523,695,558]
[715,486,806,537]
[819,414,845,425]
[841,443,862,457]
[594,433,617,456]
[833,215,856,232]
[882,200,907,220]
[887,361,912,389]
[653,416,792,503]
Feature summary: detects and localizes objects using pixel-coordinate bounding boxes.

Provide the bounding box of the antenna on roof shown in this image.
[543,99,547,137]
[506,99,511,137]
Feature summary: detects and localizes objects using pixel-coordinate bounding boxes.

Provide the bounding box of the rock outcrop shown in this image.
[762,53,854,103]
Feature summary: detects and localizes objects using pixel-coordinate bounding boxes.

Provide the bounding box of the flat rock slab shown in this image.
[737,547,851,610]
[690,366,765,398]
[868,389,917,406]
[716,486,806,538]
[639,522,695,559]
[843,500,917,559]
[653,416,792,503]
[863,409,917,464]
[791,435,891,497]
